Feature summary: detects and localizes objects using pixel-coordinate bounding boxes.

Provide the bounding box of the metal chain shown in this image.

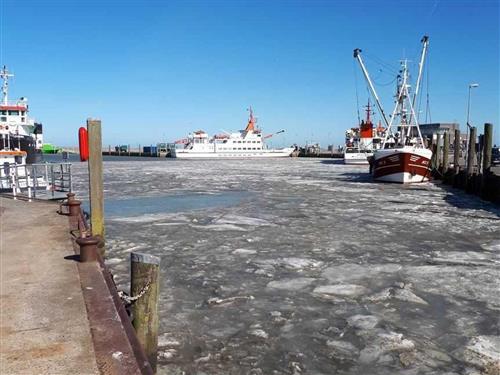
[118,278,152,304]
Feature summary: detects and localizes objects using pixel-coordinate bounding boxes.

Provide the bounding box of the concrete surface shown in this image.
[0,197,98,374]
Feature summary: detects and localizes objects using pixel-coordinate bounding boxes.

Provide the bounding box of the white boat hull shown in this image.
[343,155,370,165]
[172,148,294,159]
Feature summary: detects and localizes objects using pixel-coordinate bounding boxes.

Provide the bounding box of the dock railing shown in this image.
[0,162,72,200]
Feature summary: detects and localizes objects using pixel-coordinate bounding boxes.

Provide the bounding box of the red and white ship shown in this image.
[353,36,432,183]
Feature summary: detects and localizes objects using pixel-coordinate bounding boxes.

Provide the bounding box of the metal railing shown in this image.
[0,162,72,200]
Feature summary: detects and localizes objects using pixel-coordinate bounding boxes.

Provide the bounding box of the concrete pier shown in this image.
[0,198,98,374]
[0,198,151,375]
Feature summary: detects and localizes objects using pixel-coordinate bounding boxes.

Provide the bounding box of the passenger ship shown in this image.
[171,109,294,159]
[0,66,43,163]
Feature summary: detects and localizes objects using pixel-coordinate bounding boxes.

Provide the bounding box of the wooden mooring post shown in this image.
[453,129,461,174]
[466,126,477,192]
[131,252,160,373]
[441,131,449,175]
[481,123,493,198]
[87,119,105,254]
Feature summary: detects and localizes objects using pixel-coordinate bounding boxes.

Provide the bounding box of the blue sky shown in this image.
[1,0,499,147]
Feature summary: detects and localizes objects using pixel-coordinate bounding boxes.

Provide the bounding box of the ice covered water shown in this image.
[71,158,500,374]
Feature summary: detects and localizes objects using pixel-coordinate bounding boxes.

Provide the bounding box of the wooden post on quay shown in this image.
[131,252,160,373]
[467,126,477,177]
[87,119,105,254]
[466,126,477,192]
[441,131,449,175]
[481,123,493,198]
[453,129,461,174]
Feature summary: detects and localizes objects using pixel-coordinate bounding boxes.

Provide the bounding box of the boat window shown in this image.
[223,140,227,143]
[238,147,241,150]
[0,117,6,122]
[0,110,5,115]
[345,148,358,153]
[238,141,241,143]
[8,110,19,116]
[21,117,25,122]
[21,111,25,116]
[15,156,23,164]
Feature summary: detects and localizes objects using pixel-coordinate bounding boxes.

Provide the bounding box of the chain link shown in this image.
[118,278,152,304]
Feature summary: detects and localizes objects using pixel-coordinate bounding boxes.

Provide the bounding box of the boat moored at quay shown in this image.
[171,108,295,159]
[0,66,43,163]
[354,36,433,183]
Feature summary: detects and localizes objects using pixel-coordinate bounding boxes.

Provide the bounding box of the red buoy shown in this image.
[79,127,89,161]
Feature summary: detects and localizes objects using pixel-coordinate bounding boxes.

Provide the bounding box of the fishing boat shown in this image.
[0,66,43,163]
[171,108,294,159]
[353,36,432,183]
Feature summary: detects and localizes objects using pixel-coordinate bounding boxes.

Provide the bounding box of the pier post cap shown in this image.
[66,192,76,201]
[131,252,161,265]
[76,235,100,246]
[67,199,82,206]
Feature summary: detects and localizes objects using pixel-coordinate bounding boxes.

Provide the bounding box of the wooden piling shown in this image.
[482,123,493,174]
[87,119,105,252]
[441,131,449,175]
[131,252,160,373]
[481,123,493,198]
[453,129,461,174]
[466,126,477,177]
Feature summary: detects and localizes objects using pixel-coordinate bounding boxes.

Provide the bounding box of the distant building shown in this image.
[418,123,466,146]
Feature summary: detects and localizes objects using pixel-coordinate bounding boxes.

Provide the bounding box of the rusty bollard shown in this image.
[66,192,76,202]
[67,199,82,217]
[76,236,100,262]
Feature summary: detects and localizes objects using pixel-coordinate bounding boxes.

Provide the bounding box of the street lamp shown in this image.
[466,83,479,129]
[465,83,479,169]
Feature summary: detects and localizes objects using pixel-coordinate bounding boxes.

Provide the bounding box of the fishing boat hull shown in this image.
[371,147,432,183]
[172,148,294,159]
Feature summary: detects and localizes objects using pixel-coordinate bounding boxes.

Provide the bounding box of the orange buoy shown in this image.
[79,127,89,161]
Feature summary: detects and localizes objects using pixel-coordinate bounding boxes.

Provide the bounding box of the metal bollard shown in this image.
[67,199,82,217]
[76,236,100,262]
[66,192,76,201]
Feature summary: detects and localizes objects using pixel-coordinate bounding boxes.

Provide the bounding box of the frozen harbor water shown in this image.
[71,158,500,375]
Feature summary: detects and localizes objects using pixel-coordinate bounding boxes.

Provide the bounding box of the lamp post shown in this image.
[466,83,479,129]
[465,83,479,169]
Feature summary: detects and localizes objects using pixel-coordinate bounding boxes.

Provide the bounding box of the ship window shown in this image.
[8,110,19,116]
[0,116,6,122]
[21,111,25,115]
[0,110,6,115]
[238,147,241,150]
[233,148,236,150]
[238,141,241,143]
[21,117,25,122]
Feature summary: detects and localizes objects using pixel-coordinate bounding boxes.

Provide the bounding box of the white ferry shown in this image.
[0,66,43,163]
[171,108,294,159]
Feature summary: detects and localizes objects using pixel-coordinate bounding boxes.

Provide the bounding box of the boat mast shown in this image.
[353,49,390,128]
[410,36,429,124]
[0,66,14,105]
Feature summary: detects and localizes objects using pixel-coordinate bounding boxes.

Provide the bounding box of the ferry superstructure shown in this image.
[353,36,433,183]
[0,66,43,163]
[343,101,385,165]
[171,109,294,159]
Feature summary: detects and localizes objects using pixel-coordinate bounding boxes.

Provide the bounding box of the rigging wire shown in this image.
[363,52,399,75]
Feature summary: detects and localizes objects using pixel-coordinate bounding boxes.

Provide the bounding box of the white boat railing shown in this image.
[0,162,72,200]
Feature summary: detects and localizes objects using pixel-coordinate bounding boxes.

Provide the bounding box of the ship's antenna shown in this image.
[0,65,13,105]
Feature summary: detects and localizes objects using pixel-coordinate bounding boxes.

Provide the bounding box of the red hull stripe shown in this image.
[373,152,431,179]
